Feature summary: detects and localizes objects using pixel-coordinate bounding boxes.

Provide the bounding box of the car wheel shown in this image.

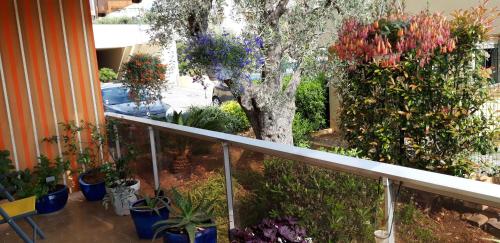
[212,96,222,106]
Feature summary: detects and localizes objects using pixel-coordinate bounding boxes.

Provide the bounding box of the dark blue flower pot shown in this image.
[130,199,170,239]
[35,185,69,214]
[163,227,217,243]
[78,171,106,201]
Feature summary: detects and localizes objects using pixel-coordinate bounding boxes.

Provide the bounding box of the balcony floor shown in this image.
[0,192,161,243]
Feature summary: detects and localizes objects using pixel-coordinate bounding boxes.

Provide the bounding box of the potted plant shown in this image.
[153,188,217,243]
[102,146,140,216]
[130,189,170,239]
[33,155,71,214]
[121,53,167,105]
[182,32,263,84]
[43,121,107,201]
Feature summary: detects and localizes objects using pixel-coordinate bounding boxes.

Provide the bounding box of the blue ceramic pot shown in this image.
[130,199,170,239]
[35,185,68,214]
[78,171,106,201]
[163,226,217,243]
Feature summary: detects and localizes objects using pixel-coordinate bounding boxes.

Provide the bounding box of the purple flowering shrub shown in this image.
[230,217,312,243]
[183,32,264,83]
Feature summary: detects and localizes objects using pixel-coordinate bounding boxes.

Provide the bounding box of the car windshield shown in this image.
[102,87,131,105]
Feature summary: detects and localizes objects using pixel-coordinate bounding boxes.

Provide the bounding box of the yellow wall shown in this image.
[405,0,500,37]
[0,0,104,171]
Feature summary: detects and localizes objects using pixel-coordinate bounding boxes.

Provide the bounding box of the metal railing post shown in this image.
[148,126,160,189]
[222,142,235,230]
[113,124,121,159]
[383,177,395,243]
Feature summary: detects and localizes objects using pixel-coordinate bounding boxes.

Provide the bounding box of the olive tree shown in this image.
[147,0,387,144]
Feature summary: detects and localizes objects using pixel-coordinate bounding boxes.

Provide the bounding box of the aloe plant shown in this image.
[153,188,216,243]
[132,188,170,215]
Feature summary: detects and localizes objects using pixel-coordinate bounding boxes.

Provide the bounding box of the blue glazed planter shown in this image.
[130,199,170,239]
[78,171,106,201]
[163,227,217,243]
[35,185,69,214]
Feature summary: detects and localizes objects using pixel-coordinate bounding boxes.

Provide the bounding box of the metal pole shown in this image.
[113,124,121,159]
[383,177,395,243]
[222,142,235,230]
[149,126,160,189]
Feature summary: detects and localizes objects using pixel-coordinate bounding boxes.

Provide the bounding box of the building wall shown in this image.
[0,0,104,171]
[405,0,500,36]
[96,47,126,72]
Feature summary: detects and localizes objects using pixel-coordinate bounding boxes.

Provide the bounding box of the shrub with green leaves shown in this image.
[260,148,381,242]
[99,68,117,82]
[0,150,16,195]
[185,106,242,134]
[295,74,328,131]
[292,113,315,148]
[330,8,498,176]
[220,101,250,133]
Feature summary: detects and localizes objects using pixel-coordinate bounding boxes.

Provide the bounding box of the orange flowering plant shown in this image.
[122,53,167,104]
[330,2,499,176]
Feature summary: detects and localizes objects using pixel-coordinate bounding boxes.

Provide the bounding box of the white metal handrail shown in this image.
[106,112,500,242]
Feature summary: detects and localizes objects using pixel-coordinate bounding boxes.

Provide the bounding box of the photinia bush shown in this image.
[330,4,499,176]
[122,53,167,104]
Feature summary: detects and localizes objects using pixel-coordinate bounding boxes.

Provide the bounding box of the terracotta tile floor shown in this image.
[0,192,162,243]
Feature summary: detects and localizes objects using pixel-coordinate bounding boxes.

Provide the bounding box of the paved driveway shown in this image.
[162,82,214,112]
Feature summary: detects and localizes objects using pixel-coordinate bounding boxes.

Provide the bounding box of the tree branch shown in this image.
[324,0,342,14]
[266,0,289,27]
[285,62,303,97]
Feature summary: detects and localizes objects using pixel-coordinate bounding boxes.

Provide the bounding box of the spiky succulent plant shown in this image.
[153,188,216,243]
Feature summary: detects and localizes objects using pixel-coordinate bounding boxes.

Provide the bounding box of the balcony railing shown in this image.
[105,112,500,242]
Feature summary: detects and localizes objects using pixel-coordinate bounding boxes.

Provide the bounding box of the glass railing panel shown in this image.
[113,120,155,195]
[228,145,383,242]
[154,128,230,242]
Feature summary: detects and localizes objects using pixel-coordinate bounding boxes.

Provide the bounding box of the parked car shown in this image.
[212,73,261,105]
[101,83,172,119]
[212,81,233,106]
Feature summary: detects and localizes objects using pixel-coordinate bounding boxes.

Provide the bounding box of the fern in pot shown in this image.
[102,147,140,216]
[153,188,217,243]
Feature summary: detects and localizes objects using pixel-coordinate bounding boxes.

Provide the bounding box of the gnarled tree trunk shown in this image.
[237,77,299,145]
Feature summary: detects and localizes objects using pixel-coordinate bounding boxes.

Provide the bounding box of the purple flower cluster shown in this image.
[184,32,264,81]
[230,217,311,243]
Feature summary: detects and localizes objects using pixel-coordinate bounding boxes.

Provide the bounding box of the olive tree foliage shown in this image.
[147,0,390,144]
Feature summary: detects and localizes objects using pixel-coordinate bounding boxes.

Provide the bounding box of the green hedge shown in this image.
[295,74,328,131]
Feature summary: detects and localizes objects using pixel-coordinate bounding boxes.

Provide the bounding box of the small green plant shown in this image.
[32,155,70,198]
[220,101,250,133]
[99,67,118,82]
[153,188,216,243]
[100,146,137,188]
